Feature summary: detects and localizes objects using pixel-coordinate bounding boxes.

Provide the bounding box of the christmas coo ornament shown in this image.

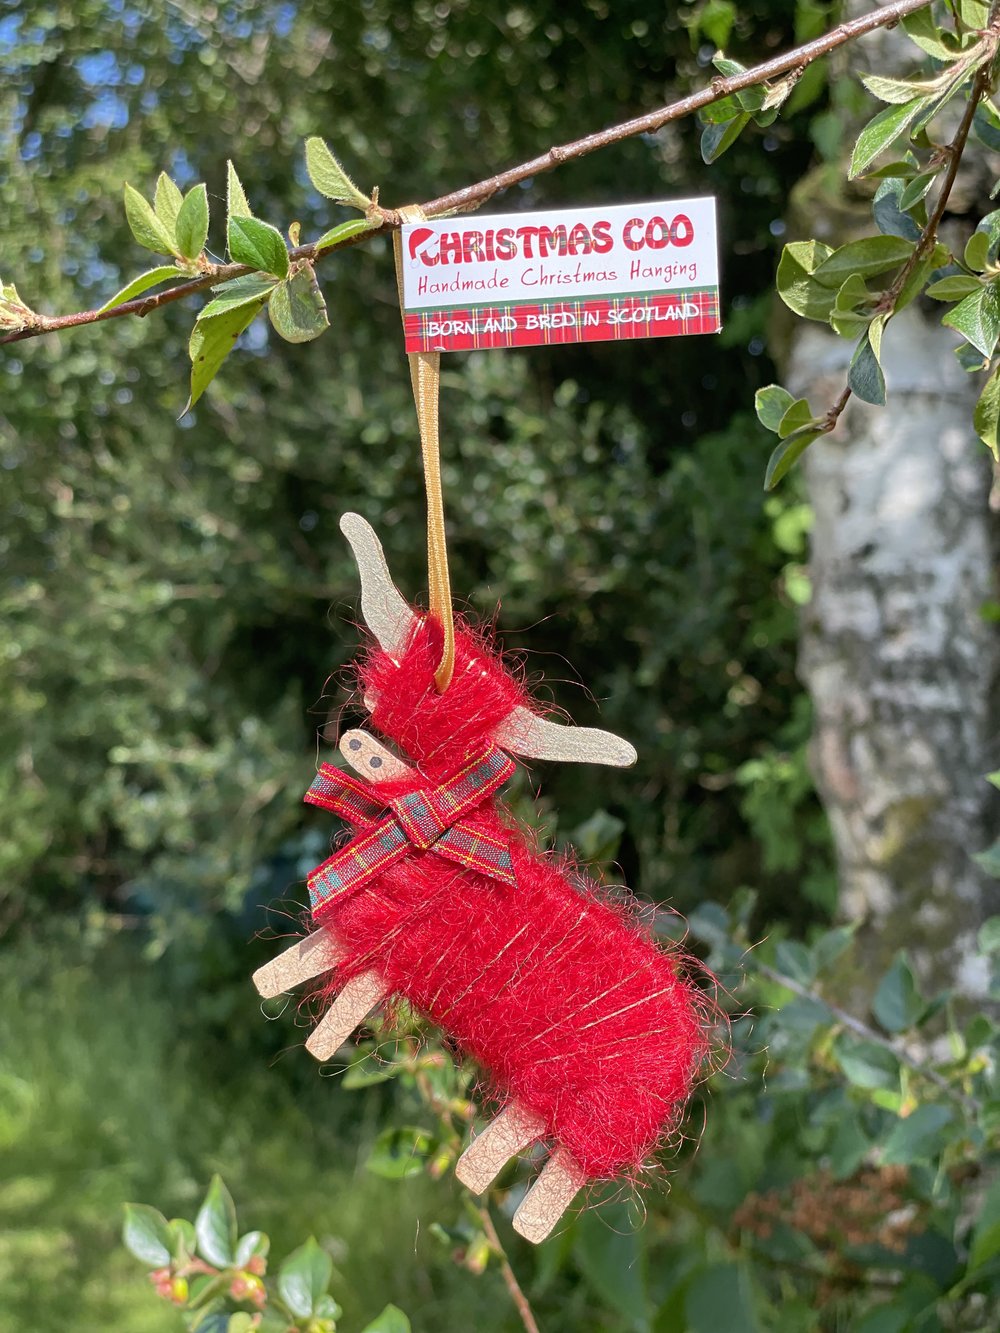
[254,512,711,1243]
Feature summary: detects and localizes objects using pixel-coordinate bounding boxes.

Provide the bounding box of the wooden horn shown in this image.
[495,707,637,767]
[339,513,416,655]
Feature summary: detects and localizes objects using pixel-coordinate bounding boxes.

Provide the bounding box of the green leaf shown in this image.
[833,1035,900,1090]
[227,1316,255,1333]
[970,1181,1000,1271]
[975,209,1000,263]
[978,917,1000,953]
[168,1218,196,1261]
[227,215,289,277]
[267,267,329,343]
[700,112,751,164]
[973,837,1000,875]
[865,156,920,181]
[834,272,872,314]
[956,342,990,372]
[574,1201,647,1326]
[315,1294,344,1320]
[973,365,1000,461]
[277,1237,332,1320]
[98,265,185,313]
[872,954,923,1032]
[754,384,796,432]
[304,136,371,210]
[872,179,922,241]
[699,93,744,124]
[175,184,209,261]
[882,1105,953,1166]
[123,182,177,256]
[973,102,1000,151]
[959,0,990,26]
[195,1175,238,1267]
[764,425,824,490]
[776,240,837,321]
[895,243,949,313]
[315,217,376,250]
[926,275,982,302]
[712,54,763,112]
[686,1263,760,1333]
[849,99,928,179]
[366,1126,434,1179]
[227,161,252,219]
[965,231,991,273]
[814,923,858,973]
[901,6,962,61]
[195,1317,230,1333]
[860,71,951,105]
[776,397,814,437]
[848,317,887,406]
[234,1230,268,1267]
[943,283,1000,358]
[829,1111,871,1179]
[122,1203,172,1267]
[154,172,184,233]
[812,236,914,288]
[897,170,936,212]
[775,939,815,986]
[361,1305,411,1333]
[199,274,280,319]
[186,300,266,412]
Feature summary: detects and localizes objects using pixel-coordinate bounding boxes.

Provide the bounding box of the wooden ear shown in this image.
[495,706,637,767]
[339,513,416,654]
[339,728,414,781]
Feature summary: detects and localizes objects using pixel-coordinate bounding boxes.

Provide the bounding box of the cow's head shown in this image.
[339,513,636,779]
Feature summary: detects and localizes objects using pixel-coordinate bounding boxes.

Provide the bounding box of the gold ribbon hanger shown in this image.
[393,205,454,692]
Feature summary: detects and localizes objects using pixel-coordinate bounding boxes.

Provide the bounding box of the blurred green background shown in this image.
[2,2,997,1331]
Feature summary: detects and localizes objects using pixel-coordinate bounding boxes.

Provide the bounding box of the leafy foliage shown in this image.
[123,1175,391,1332]
[2,3,998,1332]
[757,2,1000,473]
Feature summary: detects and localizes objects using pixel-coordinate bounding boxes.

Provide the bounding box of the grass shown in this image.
[0,928,552,1333]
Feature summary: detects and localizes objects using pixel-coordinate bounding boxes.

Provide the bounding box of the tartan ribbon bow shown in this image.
[303,742,517,917]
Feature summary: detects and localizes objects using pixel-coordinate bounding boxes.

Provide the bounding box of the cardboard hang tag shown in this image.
[399,196,720,353]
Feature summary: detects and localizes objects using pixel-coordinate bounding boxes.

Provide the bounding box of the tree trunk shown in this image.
[787,309,998,999]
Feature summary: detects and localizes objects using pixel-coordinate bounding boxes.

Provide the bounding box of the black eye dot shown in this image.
[348,738,362,751]
[369,756,382,768]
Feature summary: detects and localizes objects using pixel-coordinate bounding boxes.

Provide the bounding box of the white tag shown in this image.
[400,197,720,353]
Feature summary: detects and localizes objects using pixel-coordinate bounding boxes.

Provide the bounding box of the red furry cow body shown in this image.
[254,514,709,1240]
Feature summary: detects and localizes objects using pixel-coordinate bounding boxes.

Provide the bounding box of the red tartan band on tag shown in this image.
[403,288,721,353]
[304,744,517,914]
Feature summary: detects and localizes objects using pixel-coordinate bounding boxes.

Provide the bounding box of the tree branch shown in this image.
[477,1203,542,1333]
[758,963,983,1116]
[0,0,933,348]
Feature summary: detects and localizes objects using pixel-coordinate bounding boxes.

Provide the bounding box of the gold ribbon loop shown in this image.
[393,205,455,692]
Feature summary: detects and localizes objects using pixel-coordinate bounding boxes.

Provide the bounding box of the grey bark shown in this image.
[787,310,999,998]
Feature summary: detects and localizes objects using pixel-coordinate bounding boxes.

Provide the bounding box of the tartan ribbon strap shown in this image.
[303,743,517,916]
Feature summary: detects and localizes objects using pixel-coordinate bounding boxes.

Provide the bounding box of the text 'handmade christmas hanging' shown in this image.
[399,197,720,352]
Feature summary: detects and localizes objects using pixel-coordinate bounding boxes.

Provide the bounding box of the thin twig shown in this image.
[758,963,983,1116]
[477,1202,542,1333]
[806,7,999,442]
[879,16,1000,308]
[0,0,933,348]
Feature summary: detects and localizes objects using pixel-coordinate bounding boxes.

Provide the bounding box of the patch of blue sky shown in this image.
[0,13,20,53]
[76,49,123,88]
[82,89,130,130]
